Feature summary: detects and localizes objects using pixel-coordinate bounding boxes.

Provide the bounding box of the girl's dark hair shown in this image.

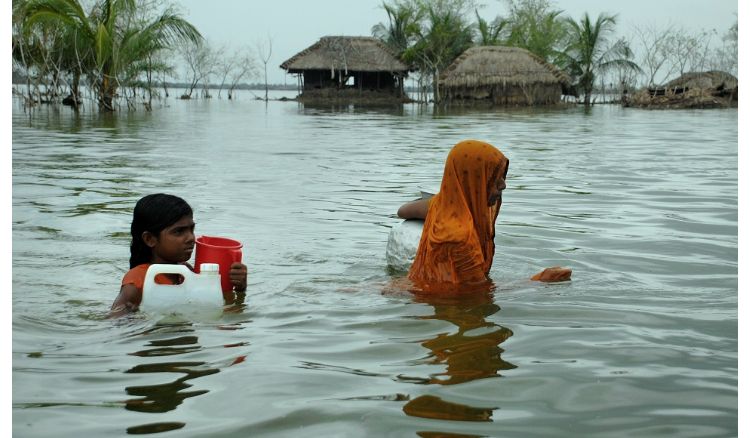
[129,193,193,268]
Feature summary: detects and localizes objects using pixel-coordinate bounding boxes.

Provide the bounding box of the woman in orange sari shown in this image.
[398,140,570,292]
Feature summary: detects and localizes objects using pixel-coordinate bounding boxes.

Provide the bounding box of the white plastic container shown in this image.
[386,219,424,272]
[387,190,433,272]
[141,263,224,311]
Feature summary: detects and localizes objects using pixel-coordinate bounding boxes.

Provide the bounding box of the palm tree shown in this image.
[563,12,640,105]
[23,0,201,111]
[373,0,476,103]
[371,1,423,56]
[475,10,506,46]
[404,3,474,103]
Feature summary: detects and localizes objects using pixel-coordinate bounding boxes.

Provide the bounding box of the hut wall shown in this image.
[357,72,397,91]
[303,70,339,90]
[444,83,563,105]
[302,70,400,93]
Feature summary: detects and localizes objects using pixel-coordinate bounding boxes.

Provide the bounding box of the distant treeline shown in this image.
[11,71,297,91]
[12,0,737,112]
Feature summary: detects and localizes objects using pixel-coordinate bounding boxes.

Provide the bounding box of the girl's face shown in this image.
[147,215,196,264]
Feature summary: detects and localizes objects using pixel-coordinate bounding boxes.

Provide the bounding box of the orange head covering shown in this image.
[408,140,509,292]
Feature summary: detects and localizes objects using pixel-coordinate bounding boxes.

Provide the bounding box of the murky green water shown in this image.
[12,92,737,437]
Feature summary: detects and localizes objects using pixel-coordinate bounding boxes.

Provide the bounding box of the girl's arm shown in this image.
[398,198,430,219]
[109,284,140,317]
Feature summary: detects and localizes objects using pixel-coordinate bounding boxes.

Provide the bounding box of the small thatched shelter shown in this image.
[664,71,738,93]
[626,71,738,109]
[439,46,572,105]
[280,36,410,102]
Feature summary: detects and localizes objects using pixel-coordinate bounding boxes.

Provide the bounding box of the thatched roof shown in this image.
[664,71,738,90]
[280,36,408,73]
[439,46,570,88]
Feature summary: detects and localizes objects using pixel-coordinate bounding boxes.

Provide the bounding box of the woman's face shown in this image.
[487,163,508,207]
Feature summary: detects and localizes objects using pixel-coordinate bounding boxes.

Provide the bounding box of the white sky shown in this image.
[177,0,739,84]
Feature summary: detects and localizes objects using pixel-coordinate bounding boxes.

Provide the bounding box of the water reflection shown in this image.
[124,360,218,413]
[412,291,516,385]
[126,422,185,434]
[12,98,151,134]
[430,103,574,118]
[416,431,484,438]
[299,102,406,116]
[122,323,219,434]
[405,394,495,422]
[402,290,515,422]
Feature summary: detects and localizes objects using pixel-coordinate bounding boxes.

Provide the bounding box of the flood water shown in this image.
[12,91,737,437]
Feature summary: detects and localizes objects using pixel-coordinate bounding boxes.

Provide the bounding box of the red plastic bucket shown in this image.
[194,236,243,294]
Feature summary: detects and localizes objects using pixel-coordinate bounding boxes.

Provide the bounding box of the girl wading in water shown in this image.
[110,194,248,317]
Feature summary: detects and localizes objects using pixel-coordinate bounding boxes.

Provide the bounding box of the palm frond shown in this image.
[94,22,112,69]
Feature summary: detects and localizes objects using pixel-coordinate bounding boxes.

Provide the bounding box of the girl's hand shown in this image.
[531,266,572,282]
[229,262,248,292]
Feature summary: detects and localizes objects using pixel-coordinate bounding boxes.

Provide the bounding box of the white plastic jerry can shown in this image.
[141,263,224,310]
[386,219,425,272]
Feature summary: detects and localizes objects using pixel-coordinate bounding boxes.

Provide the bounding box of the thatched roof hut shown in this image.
[439,46,572,105]
[626,70,738,109]
[664,71,738,91]
[280,36,410,102]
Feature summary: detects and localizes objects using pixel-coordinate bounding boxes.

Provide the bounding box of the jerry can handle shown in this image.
[143,264,193,289]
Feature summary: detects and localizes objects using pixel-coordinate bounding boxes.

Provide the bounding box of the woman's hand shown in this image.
[531,266,572,282]
[229,262,248,292]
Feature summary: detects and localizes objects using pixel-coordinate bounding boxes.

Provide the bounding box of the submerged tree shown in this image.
[562,12,640,105]
[227,46,258,100]
[256,35,273,101]
[13,0,83,105]
[179,38,215,99]
[664,27,709,77]
[631,23,675,88]
[21,0,202,111]
[715,19,738,76]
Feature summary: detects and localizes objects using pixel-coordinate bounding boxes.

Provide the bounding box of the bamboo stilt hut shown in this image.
[280,36,410,103]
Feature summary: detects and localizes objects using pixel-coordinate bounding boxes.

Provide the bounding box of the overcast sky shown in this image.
[176,0,739,84]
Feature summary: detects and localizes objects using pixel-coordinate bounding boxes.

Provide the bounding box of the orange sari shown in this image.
[408,140,509,292]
